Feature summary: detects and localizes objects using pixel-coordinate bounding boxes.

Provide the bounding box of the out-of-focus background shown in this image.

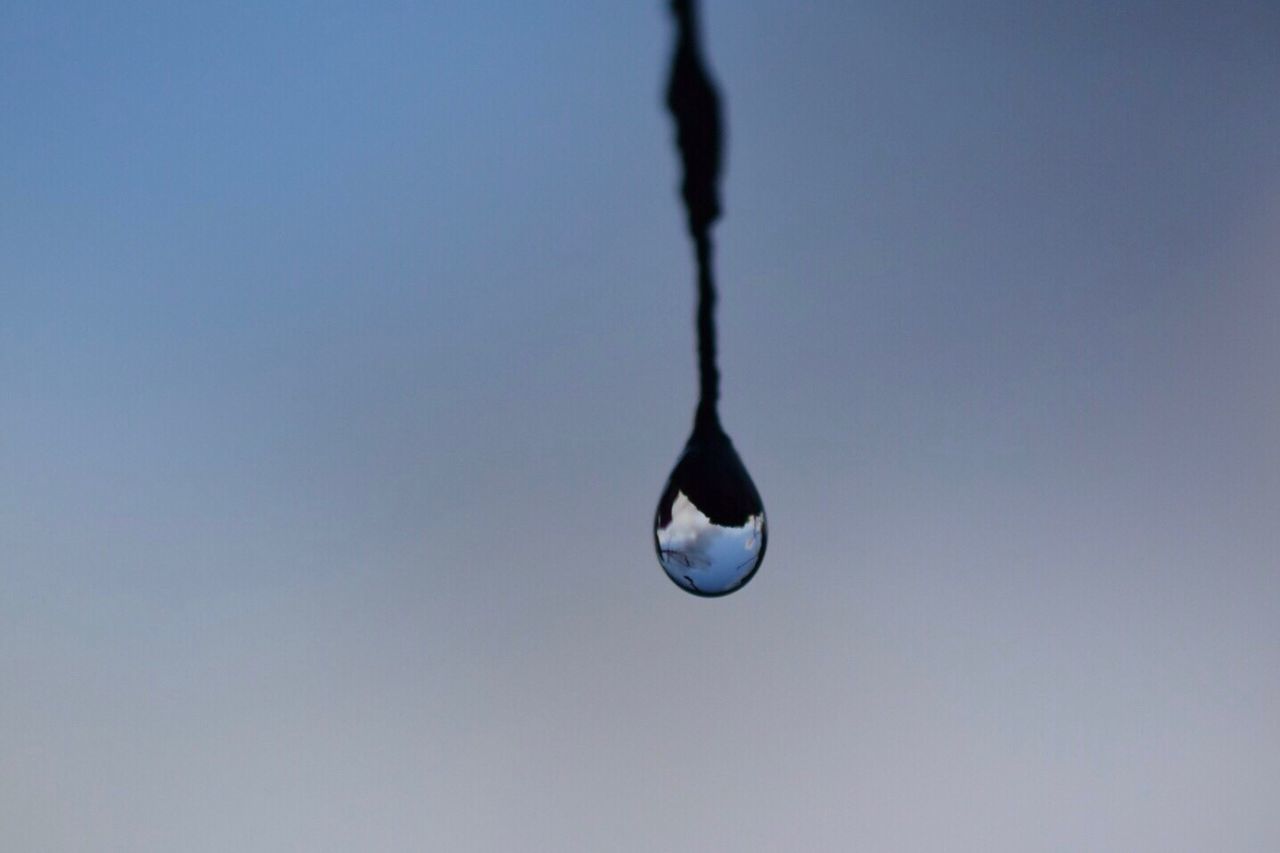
[3,1,1278,850]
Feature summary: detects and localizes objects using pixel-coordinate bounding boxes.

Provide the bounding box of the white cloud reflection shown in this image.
[656,491,764,594]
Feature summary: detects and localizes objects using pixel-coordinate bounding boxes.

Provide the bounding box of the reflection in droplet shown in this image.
[654,426,767,597]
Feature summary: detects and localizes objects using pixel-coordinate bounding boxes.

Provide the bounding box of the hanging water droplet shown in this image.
[654,422,767,597]
[652,0,766,596]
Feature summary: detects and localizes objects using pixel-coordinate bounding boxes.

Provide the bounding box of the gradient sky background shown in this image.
[3,1,1279,850]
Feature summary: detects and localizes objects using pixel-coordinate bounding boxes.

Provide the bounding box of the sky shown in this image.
[2,1,1279,850]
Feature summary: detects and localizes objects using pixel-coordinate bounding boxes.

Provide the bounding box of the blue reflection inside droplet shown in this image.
[655,490,766,596]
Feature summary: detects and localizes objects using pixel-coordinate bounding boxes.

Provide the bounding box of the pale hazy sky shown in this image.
[3,1,1279,850]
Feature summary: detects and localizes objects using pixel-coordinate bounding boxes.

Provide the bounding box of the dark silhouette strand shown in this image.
[666,0,723,436]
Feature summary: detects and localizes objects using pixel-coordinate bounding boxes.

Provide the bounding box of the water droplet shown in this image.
[654,423,767,597]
